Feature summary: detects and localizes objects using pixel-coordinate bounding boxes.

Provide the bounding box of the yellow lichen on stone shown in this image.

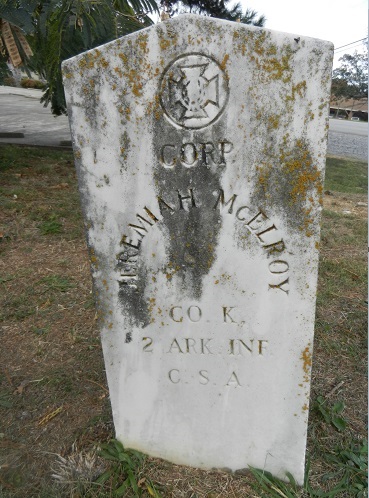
[253,31,267,56]
[100,57,109,69]
[118,52,128,65]
[78,53,95,70]
[263,54,292,82]
[267,114,280,130]
[148,297,156,315]
[287,163,320,204]
[114,67,123,78]
[254,131,323,235]
[153,95,163,120]
[232,30,254,57]
[286,81,307,102]
[220,54,229,70]
[256,162,273,194]
[279,140,322,212]
[160,38,171,50]
[138,33,149,54]
[300,344,312,382]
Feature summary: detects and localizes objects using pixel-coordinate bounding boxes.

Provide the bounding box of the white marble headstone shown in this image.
[62,15,333,484]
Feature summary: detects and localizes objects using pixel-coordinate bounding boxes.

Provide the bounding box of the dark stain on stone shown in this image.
[125,332,132,343]
[251,137,322,236]
[119,131,130,170]
[117,248,151,329]
[152,118,226,300]
[80,76,100,131]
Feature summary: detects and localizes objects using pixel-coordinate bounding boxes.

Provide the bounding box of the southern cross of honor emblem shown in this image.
[159,54,229,129]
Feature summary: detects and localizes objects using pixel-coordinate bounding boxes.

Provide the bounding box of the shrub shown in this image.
[3,76,16,86]
[20,78,44,89]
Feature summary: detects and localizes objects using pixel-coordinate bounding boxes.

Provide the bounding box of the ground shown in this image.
[0,146,367,497]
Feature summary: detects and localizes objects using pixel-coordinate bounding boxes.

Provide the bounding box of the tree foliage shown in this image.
[0,0,265,116]
[0,0,158,114]
[332,47,368,101]
[161,0,265,26]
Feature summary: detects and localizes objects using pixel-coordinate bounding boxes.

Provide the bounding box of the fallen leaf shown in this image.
[38,406,63,426]
[38,299,51,310]
[14,378,44,394]
[14,380,30,395]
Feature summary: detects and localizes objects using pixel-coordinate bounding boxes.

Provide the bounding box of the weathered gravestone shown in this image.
[62,15,333,484]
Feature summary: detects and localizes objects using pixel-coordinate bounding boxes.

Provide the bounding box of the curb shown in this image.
[0,86,43,99]
[0,143,73,151]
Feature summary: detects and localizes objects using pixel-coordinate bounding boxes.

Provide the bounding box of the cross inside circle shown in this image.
[160,53,229,129]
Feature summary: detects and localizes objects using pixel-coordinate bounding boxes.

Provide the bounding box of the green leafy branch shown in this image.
[313,396,347,432]
[97,439,162,497]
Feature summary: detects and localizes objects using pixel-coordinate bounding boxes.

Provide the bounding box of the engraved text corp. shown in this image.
[159,140,233,168]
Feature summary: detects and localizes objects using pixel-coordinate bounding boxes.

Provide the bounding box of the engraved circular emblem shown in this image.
[159,53,229,129]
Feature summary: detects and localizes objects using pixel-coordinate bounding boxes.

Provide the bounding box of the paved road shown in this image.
[0,87,70,147]
[328,119,368,136]
[0,87,367,160]
[327,118,368,161]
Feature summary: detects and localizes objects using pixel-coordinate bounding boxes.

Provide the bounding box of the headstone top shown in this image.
[63,15,333,485]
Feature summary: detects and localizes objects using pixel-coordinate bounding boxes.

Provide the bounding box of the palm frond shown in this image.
[114,0,159,15]
[0,1,36,33]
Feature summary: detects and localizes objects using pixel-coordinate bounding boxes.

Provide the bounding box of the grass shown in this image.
[95,440,161,496]
[0,145,367,497]
[38,275,74,292]
[0,274,75,321]
[39,214,64,235]
[325,156,368,194]
[0,145,82,244]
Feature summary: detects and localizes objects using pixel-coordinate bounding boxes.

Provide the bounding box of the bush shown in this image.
[3,76,16,86]
[20,78,44,89]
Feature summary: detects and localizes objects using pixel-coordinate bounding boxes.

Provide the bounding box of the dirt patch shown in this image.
[323,190,367,219]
